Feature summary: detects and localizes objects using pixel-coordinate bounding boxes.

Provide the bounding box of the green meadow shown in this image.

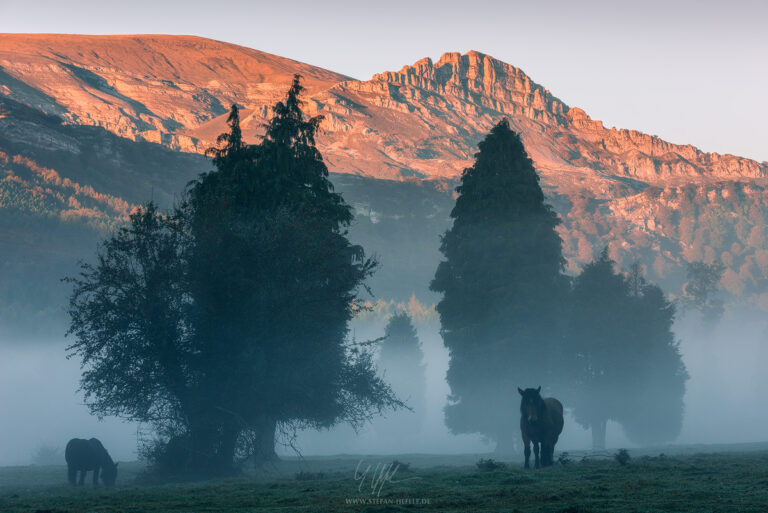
[2,446,768,512]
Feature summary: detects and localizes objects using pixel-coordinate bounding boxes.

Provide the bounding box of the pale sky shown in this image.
[1,0,766,162]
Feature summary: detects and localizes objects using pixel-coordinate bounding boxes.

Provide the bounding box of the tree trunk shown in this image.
[188,421,240,476]
[216,424,240,474]
[251,418,278,465]
[591,419,607,450]
[189,425,215,474]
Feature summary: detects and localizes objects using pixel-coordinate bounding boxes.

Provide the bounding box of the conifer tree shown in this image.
[431,119,569,452]
[67,76,401,476]
[183,75,396,467]
[568,248,634,449]
[619,279,688,445]
[568,249,688,449]
[376,311,426,435]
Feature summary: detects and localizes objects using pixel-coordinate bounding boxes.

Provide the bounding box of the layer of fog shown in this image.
[1,309,767,466]
[0,341,138,466]
[289,318,620,456]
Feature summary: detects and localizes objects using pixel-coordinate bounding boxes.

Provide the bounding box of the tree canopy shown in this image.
[66,76,401,477]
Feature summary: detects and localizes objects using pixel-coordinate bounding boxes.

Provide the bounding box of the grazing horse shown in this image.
[519,387,564,468]
[65,438,118,486]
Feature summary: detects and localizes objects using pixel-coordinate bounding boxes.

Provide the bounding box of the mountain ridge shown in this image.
[309,49,766,184]
[2,34,768,335]
[1,35,764,186]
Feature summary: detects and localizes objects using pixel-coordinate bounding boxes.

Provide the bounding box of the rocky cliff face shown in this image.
[0,34,350,153]
[2,35,767,325]
[2,37,763,185]
[307,50,767,185]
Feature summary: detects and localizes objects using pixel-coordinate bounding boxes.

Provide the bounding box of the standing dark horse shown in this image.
[65,438,118,486]
[519,387,564,468]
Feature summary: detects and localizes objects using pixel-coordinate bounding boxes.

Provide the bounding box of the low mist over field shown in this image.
[3,306,768,466]
[0,342,137,465]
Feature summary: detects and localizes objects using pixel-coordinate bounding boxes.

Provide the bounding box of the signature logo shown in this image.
[354,459,420,497]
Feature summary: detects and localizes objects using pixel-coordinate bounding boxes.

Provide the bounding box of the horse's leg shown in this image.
[523,436,531,469]
[548,439,557,466]
[533,441,540,469]
[521,429,531,468]
[546,443,553,466]
[540,441,548,466]
[93,466,100,487]
[550,434,560,466]
[67,465,76,486]
[78,470,85,486]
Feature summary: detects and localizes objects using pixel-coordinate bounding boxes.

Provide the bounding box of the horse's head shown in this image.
[518,386,544,424]
[101,462,118,486]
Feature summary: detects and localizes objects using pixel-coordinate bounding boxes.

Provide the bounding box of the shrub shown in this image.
[614,449,631,466]
[476,458,507,471]
[32,444,62,465]
[295,471,325,481]
[391,460,411,472]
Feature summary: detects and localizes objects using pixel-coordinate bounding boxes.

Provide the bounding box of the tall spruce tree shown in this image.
[431,119,569,452]
[376,312,426,436]
[184,75,397,467]
[67,77,401,477]
[568,249,688,448]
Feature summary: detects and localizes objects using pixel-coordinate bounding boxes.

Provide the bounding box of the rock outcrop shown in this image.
[305,51,766,184]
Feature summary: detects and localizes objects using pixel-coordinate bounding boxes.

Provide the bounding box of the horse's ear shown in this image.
[518,387,524,396]
[536,386,541,393]
[115,462,119,467]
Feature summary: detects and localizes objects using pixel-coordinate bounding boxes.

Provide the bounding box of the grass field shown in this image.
[2,447,768,512]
